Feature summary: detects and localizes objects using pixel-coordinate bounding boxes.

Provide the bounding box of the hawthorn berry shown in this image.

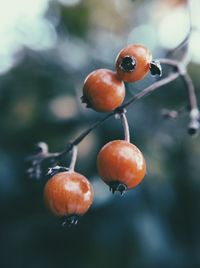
[97,140,146,194]
[115,44,161,82]
[82,69,125,112]
[44,169,94,225]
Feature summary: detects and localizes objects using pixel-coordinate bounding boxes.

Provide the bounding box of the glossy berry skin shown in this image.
[97,140,146,193]
[115,44,152,82]
[44,171,94,217]
[82,69,125,112]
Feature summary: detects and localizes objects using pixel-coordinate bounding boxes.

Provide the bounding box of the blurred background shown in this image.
[0,0,200,267]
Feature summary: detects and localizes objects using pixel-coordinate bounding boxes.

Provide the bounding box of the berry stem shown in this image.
[120,112,130,142]
[64,72,179,153]
[181,73,199,116]
[69,146,78,171]
[181,72,200,134]
[28,71,180,174]
[159,58,199,125]
[121,72,179,109]
[65,72,179,154]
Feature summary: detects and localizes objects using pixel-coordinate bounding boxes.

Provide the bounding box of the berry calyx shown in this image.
[188,120,200,136]
[97,140,146,193]
[150,60,162,76]
[44,170,94,225]
[61,215,79,227]
[109,181,127,195]
[82,69,125,112]
[120,56,136,72]
[115,44,152,82]
[47,165,69,178]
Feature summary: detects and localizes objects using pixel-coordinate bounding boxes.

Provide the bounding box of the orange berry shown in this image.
[97,140,146,194]
[115,44,152,82]
[44,171,93,224]
[82,69,125,112]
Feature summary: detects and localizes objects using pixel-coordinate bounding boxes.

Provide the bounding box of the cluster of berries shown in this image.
[44,44,162,226]
[82,44,161,112]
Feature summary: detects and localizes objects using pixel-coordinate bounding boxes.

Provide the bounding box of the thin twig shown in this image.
[69,146,78,171]
[181,73,198,110]
[28,72,179,165]
[28,66,197,170]
[181,73,199,123]
[58,72,180,159]
[71,113,114,146]
[159,58,199,114]
[121,72,180,109]
[120,113,130,142]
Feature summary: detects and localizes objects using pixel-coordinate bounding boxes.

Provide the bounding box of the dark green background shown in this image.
[0,1,200,267]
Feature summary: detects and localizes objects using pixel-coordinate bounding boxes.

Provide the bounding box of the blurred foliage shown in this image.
[59,3,89,36]
[0,0,200,268]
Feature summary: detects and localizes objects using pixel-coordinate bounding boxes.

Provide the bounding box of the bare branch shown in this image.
[27,0,200,175]
[58,72,180,159]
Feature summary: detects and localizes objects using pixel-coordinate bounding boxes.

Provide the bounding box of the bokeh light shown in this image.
[0,0,56,74]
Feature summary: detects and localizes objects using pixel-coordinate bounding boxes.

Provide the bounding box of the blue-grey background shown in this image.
[0,0,200,267]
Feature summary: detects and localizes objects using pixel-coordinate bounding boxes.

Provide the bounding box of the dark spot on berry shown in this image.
[120,56,136,72]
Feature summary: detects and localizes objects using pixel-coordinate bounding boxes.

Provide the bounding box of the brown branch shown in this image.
[27,71,180,170]
[159,58,199,121]
[121,72,179,109]
[181,73,200,134]
[58,71,180,159]
[27,0,199,180]
[181,72,198,113]
[28,57,200,174]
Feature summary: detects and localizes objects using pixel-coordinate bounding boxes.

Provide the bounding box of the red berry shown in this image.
[115,44,152,82]
[82,69,125,112]
[44,171,94,219]
[97,140,146,194]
